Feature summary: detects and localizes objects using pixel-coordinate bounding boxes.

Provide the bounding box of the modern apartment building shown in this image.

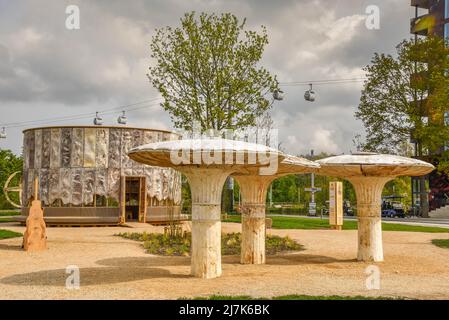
[411,0,449,37]
[410,0,449,217]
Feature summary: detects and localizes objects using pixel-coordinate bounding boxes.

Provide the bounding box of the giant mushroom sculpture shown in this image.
[233,155,320,264]
[317,152,434,262]
[128,138,284,278]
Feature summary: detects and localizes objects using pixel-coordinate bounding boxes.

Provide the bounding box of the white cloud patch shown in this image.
[310,128,339,154]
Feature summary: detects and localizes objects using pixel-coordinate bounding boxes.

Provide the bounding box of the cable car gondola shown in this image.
[273,89,284,101]
[0,127,6,139]
[117,111,127,125]
[304,84,316,102]
[93,112,103,125]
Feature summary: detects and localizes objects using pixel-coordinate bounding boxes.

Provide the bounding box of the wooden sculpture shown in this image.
[23,177,47,251]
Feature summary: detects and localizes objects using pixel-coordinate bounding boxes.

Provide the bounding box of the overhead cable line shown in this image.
[279,77,367,86]
[0,98,163,129]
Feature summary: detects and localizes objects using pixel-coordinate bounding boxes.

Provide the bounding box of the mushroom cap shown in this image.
[128,138,285,172]
[317,152,435,178]
[233,154,320,176]
[279,155,320,173]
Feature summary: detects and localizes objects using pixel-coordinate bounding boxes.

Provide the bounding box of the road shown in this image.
[269,214,449,228]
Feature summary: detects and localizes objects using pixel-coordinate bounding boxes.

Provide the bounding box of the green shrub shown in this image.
[432,239,449,249]
[116,232,303,256]
[0,229,22,239]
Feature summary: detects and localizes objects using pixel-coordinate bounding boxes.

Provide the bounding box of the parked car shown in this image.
[323,200,354,216]
[381,196,406,218]
[343,200,354,216]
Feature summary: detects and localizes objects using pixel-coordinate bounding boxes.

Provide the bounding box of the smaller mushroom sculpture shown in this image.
[317,152,434,262]
[233,155,320,264]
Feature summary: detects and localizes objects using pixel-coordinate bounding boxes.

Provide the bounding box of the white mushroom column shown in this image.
[348,176,392,261]
[184,167,232,278]
[234,175,274,264]
[318,152,435,263]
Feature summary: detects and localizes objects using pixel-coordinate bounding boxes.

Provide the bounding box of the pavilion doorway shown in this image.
[122,176,147,223]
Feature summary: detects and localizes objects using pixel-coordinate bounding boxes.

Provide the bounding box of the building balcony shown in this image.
[411,14,437,35]
[411,0,432,10]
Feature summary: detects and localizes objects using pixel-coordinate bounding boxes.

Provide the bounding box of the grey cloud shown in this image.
[0,0,412,156]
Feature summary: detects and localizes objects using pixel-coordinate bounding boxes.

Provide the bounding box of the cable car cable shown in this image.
[0,97,163,128]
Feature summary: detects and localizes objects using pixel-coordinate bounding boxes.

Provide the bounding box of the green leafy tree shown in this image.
[147,12,279,131]
[356,36,449,160]
[0,149,23,209]
[382,177,412,207]
[355,36,449,217]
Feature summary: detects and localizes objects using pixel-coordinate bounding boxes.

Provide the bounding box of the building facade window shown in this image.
[446,0,449,19]
[446,23,449,40]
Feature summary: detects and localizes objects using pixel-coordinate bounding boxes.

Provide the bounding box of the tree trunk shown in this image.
[419,176,429,217]
[221,177,234,214]
[417,142,430,218]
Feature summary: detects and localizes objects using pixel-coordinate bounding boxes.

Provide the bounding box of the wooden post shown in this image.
[120,176,126,224]
[350,176,391,262]
[234,175,274,265]
[139,177,147,223]
[34,175,38,200]
[329,181,343,230]
[183,168,231,279]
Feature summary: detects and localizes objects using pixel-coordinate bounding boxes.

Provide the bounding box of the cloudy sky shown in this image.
[0,0,420,156]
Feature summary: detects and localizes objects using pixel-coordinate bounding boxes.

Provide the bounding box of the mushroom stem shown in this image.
[184,168,231,279]
[349,176,392,262]
[234,175,274,264]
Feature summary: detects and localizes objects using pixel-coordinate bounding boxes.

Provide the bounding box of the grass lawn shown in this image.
[224,215,449,233]
[187,294,404,300]
[0,210,20,216]
[0,229,22,240]
[432,239,449,248]
[0,217,15,223]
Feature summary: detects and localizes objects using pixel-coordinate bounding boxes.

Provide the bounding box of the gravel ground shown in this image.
[1,221,449,300]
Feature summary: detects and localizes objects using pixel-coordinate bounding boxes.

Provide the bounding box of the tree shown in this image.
[147,12,279,132]
[0,149,23,209]
[356,36,449,158]
[355,36,449,217]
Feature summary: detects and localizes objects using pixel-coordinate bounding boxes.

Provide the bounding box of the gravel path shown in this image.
[1,222,449,300]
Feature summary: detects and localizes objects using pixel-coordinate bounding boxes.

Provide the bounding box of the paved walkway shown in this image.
[270,214,449,228]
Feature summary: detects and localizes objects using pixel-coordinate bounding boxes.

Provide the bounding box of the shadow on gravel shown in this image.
[0,244,22,251]
[266,253,356,265]
[96,256,190,268]
[0,266,188,286]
